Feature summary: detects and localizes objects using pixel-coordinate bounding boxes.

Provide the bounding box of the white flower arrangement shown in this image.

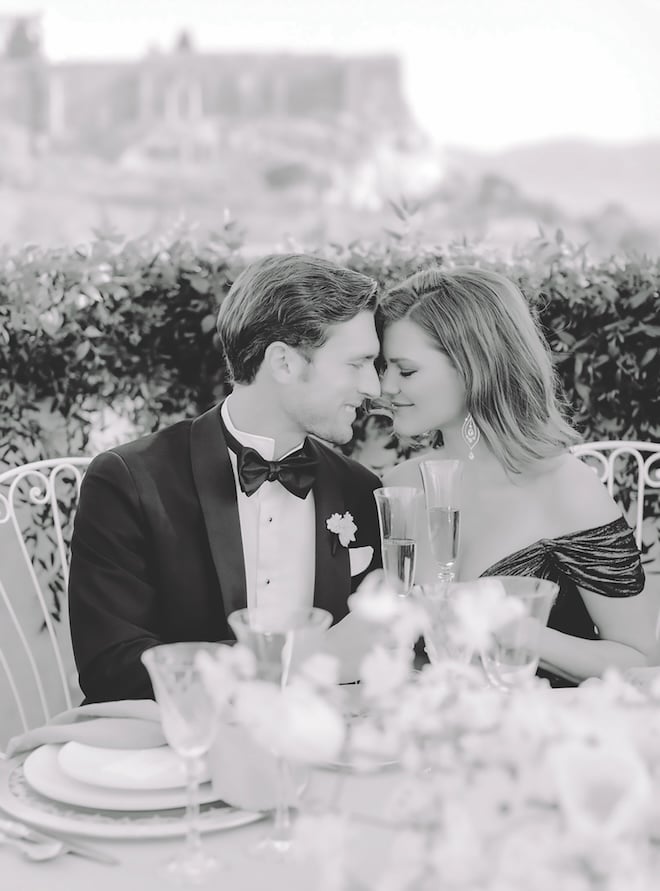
[198,572,660,891]
[326,511,357,547]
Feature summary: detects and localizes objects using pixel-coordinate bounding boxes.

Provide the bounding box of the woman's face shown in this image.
[381,319,467,436]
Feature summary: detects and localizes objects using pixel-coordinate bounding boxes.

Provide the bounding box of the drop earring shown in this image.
[461,413,480,460]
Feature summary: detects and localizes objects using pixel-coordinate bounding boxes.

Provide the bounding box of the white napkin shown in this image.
[5,700,164,757]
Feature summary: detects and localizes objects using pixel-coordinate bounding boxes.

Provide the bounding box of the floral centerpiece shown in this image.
[198,573,660,891]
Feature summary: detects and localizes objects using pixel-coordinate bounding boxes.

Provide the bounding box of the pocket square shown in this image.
[349,545,374,577]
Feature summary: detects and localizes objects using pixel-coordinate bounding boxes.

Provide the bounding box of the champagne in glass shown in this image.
[382,538,417,596]
[419,460,463,583]
[426,507,460,577]
[374,487,421,596]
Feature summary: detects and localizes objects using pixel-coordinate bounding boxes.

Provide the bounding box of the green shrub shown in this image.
[1,223,658,461]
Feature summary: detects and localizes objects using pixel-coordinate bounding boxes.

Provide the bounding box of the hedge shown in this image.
[1,222,658,492]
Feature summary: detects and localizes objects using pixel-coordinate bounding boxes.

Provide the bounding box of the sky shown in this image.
[2,0,659,151]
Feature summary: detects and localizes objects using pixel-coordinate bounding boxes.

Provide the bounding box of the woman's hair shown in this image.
[217,253,378,384]
[378,266,580,474]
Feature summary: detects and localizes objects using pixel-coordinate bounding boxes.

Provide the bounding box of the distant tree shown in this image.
[6,17,40,59]
[175,29,195,53]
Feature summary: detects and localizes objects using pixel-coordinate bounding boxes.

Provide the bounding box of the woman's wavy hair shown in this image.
[378,266,581,474]
[217,253,378,384]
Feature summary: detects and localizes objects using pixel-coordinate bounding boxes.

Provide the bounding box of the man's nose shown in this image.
[360,364,381,399]
[380,366,398,397]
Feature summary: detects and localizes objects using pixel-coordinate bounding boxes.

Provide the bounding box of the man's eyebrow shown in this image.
[349,352,379,361]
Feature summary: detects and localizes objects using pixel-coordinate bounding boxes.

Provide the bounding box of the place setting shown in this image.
[1,701,263,843]
[0,640,275,885]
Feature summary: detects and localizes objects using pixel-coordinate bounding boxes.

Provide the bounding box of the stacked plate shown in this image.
[0,743,262,839]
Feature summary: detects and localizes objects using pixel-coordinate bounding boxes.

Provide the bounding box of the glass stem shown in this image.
[273,756,291,846]
[183,755,203,861]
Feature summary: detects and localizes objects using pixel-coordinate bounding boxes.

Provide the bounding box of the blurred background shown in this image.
[0,0,659,256]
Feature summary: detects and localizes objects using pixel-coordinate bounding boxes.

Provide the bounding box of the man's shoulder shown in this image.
[89,416,195,475]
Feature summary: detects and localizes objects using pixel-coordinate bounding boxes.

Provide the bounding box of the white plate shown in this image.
[24,746,219,812]
[58,741,210,790]
[1,757,263,840]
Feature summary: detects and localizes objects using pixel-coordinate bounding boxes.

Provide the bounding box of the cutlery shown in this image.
[0,830,63,861]
[0,818,119,865]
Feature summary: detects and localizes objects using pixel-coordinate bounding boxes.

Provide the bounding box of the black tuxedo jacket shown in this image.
[69,404,382,703]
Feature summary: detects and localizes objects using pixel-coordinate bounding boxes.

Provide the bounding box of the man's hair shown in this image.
[216,254,378,384]
[378,266,580,474]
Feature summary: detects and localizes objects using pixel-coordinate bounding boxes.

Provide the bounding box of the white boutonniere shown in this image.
[326,511,357,548]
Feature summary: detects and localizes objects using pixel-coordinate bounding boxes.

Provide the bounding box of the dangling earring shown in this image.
[461,413,480,460]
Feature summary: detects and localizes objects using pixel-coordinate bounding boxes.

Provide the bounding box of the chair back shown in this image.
[571,441,660,550]
[0,458,91,742]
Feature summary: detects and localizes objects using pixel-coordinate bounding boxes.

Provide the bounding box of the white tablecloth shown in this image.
[0,758,395,891]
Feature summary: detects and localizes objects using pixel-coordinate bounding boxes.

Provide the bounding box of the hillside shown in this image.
[444,139,660,222]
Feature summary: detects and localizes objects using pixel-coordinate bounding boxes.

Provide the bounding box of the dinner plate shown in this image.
[1,758,263,840]
[58,741,211,790]
[24,745,219,811]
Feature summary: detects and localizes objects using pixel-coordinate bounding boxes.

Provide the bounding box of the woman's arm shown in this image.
[537,455,660,681]
[539,575,660,682]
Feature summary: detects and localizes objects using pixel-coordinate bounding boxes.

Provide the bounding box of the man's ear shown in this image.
[263,342,307,383]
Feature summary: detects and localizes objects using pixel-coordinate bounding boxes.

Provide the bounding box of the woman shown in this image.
[379,266,658,686]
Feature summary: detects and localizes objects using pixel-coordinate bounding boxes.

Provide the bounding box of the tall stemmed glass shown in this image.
[480,576,558,690]
[141,641,223,884]
[420,581,475,665]
[228,605,332,859]
[419,459,463,584]
[374,487,421,597]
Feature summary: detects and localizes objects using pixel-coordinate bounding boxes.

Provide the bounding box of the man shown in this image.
[69,254,383,702]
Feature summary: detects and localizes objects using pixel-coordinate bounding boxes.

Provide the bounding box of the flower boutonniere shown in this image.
[326,511,357,552]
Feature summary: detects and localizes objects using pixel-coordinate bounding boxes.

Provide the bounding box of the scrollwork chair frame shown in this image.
[0,458,91,738]
[571,441,660,551]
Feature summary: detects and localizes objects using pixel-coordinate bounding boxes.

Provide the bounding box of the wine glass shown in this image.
[419,580,475,664]
[374,487,421,597]
[419,459,463,585]
[141,641,224,884]
[480,576,558,691]
[227,605,332,859]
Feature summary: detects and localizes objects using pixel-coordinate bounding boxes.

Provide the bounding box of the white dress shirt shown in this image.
[221,398,316,612]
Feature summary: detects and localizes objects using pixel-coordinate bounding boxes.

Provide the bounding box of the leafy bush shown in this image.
[1,222,657,464]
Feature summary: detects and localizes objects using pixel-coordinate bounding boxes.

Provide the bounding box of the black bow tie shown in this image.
[221,416,318,499]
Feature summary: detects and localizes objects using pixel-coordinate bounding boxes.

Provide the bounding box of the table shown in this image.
[0,759,396,891]
[4,683,660,891]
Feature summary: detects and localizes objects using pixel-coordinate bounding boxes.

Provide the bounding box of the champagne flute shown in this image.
[141,642,223,884]
[228,605,332,860]
[419,459,463,584]
[373,487,421,597]
[480,576,558,691]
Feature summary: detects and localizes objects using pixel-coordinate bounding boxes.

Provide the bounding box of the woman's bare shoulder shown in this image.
[381,448,441,488]
[542,453,621,530]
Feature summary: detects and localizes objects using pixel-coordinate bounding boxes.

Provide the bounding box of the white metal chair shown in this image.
[571,441,660,551]
[0,458,91,743]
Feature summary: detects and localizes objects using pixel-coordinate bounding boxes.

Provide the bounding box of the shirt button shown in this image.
[268,517,273,523]
[265,579,270,585]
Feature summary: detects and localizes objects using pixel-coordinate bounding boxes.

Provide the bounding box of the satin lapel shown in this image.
[190,404,247,615]
[309,440,350,621]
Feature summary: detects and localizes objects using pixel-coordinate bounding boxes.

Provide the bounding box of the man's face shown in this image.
[288,311,381,444]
